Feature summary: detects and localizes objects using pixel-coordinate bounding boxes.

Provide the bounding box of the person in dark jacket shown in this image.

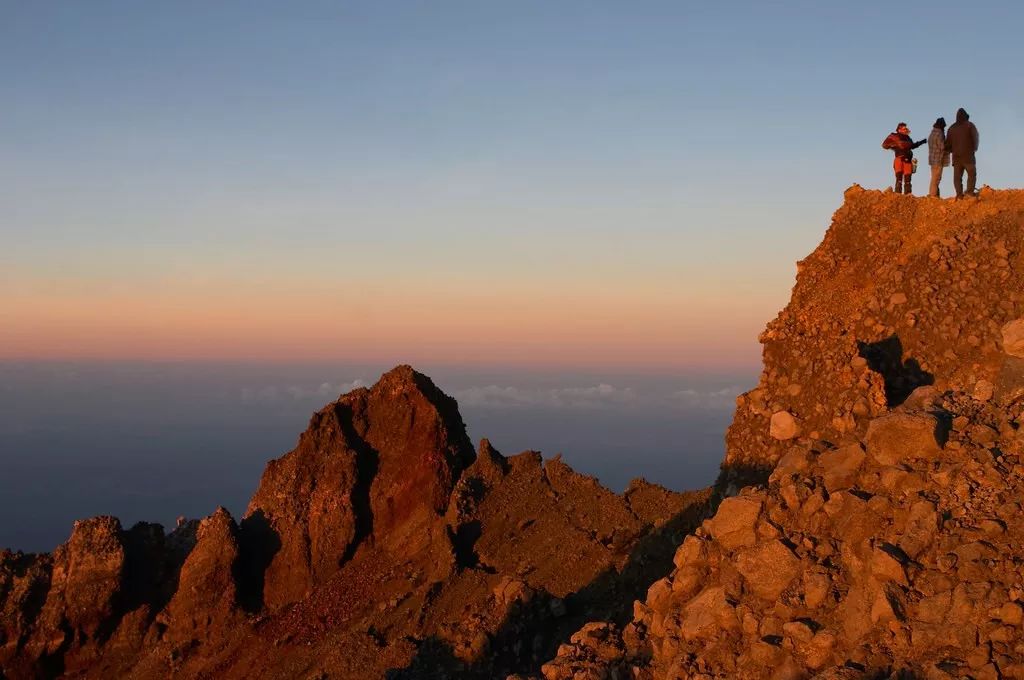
[882,122,927,194]
[944,107,980,198]
[927,117,948,197]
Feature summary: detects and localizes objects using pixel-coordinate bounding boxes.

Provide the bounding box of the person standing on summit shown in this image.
[882,122,926,195]
[945,107,980,199]
[927,117,949,197]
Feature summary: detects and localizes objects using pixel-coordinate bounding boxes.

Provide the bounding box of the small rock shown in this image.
[974,379,995,402]
[1002,319,1024,357]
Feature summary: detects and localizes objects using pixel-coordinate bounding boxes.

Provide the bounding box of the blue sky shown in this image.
[2,1,1022,367]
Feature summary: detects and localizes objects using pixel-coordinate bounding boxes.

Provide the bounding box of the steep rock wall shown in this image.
[724,186,1024,487]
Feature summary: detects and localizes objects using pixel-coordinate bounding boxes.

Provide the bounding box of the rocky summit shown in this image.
[4,187,1024,679]
[538,187,1024,679]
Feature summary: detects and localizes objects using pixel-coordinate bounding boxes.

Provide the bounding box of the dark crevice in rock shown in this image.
[449,520,482,570]
[37,620,72,679]
[335,402,380,565]
[858,335,934,407]
[235,511,280,614]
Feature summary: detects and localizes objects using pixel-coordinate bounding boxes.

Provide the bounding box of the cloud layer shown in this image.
[454,384,740,411]
[239,379,741,412]
[453,384,638,410]
[240,379,367,403]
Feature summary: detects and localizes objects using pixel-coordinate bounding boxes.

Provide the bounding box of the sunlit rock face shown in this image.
[542,188,1024,679]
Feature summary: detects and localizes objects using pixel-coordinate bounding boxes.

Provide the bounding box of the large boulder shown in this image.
[1002,319,1024,357]
[705,496,762,550]
[865,412,943,466]
[819,443,866,492]
[680,586,737,640]
[770,411,801,440]
[735,540,802,601]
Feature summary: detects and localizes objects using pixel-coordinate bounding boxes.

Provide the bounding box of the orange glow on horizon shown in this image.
[1,274,775,369]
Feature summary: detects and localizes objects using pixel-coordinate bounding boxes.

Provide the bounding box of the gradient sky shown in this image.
[3,1,1023,369]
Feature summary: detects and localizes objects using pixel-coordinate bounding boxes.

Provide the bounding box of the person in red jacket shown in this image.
[882,122,927,195]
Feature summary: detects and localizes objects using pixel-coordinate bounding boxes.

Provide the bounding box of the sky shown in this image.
[4,1,1021,369]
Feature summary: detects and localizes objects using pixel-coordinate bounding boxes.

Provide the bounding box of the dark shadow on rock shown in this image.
[236,511,281,614]
[449,520,482,570]
[385,491,714,678]
[932,411,952,449]
[98,520,198,645]
[334,402,380,565]
[36,620,72,680]
[715,461,775,496]
[858,335,933,407]
[12,554,50,645]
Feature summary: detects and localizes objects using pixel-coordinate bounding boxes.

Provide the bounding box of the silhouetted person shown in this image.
[927,117,948,197]
[944,107,979,199]
[882,122,926,194]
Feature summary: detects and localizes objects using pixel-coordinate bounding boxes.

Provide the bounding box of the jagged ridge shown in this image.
[0,366,707,679]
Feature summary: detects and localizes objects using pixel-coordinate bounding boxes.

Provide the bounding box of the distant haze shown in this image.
[0,362,751,553]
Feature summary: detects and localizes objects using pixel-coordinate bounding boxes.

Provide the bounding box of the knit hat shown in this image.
[897,122,908,131]
[934,117,946,128]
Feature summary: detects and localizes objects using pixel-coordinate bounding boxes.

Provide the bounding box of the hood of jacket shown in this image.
[956,108,969,123]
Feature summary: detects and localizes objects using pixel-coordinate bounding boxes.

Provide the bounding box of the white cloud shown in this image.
[241,379,367,403]
[671,387,740,410]
[454,384,637,410]
[239,378,739,413]
[454,383,741,412]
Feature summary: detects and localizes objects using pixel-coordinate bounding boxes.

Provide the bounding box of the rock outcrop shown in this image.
[243,365,475,609]
[542,389,1024,678]
[724,186,1024,488]
[539,188,1024,678]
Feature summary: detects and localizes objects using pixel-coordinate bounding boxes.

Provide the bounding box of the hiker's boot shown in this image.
[894,175,903,193]
[904,177,913,195]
